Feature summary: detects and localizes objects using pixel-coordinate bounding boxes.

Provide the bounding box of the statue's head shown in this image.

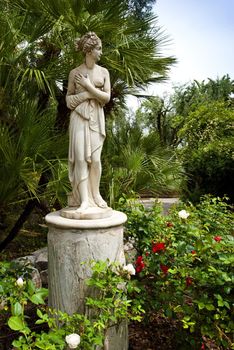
[75,32,101,54]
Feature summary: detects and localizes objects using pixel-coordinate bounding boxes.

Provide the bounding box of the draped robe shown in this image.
[66,73,105,206]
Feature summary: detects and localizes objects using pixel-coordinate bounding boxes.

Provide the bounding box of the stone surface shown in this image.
[45,210,128,350]
[140,197,179,214]
[46,210,127,229]
[60,206,113,220]
[66,32,111,212]
[35,249,48,271]
[39,270,48,287]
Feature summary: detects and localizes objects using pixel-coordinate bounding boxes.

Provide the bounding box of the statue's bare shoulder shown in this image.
[100,66,109,77]
[69,66,82,77]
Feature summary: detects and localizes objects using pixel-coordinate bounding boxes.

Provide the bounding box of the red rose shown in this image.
[145,252,150,256]
[152,242,166,253]
[166,222,174,228]
[186,277,193,287]
[191,250,196,255]
[200,343,205,350]
[136,256,143,264]
[135,256,145,273]
[136,263,145,273]
[214,236,222,242]
[160,264,169,275]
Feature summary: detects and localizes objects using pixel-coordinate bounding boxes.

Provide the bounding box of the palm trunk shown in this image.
[0,172,49,252]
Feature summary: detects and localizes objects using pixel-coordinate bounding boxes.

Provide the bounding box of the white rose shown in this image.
[16,277,24,288]
[65,334,81,349]
[123,264,136,275]
[178,209,190,219]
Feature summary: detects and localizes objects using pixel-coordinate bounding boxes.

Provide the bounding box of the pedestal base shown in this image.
[60,206,113,220]
[45,210,128,350]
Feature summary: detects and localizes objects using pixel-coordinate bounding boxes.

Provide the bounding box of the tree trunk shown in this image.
[0,172,50,252]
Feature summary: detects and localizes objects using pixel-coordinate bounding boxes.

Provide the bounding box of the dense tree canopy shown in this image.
[135,76,234,202]
[127,0,156,18]
[177,99,234,202]
[172,75,234,117]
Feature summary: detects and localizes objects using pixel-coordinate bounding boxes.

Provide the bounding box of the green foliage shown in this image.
[123,195,234,348]
[86,261,143,329]
[0,261,49,348]
[178,101,234,202]
[0,260,143,349]
[0,0,175,104]
[127,0,156,19]
[0,0,176,244]
[102,108,183,206]
[172,75,234,117]
[135,96,176,146]
[159,76,234,202]
[0,98,68,206]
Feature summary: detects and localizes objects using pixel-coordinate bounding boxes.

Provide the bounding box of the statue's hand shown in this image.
[75,73,91,89]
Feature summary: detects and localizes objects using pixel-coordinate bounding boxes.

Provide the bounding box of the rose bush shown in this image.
[121,195,234,349]
[0,260,143,349]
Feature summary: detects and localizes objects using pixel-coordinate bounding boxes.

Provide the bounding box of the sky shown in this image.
[146,0,234,97]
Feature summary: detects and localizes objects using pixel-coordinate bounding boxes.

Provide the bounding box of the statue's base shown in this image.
[60,206,112,220]
[45,210,128,350]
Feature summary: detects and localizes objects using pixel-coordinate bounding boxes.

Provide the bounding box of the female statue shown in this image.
[66,32,111,211]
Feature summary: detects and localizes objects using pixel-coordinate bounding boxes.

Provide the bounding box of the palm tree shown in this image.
[102,108,183,207]
[5,0,175,108]
[0,0,176,250]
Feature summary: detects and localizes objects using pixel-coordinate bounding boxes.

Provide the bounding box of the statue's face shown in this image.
[90,41,102,62]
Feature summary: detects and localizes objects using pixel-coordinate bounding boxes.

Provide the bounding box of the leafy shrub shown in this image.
[122,195,234,349]
[178,101,234,202]
[0,260,142,349]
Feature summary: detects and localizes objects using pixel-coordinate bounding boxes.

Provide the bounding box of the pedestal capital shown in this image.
[45,210,127,229]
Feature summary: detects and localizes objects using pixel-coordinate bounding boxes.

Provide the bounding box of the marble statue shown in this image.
[65,32,111,214]
[47,36,127,348]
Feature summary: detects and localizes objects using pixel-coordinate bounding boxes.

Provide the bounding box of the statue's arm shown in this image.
[75,68,111,106]
[66,70,92,110]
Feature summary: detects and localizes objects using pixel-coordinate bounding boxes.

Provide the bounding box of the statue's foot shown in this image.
[93,194,108,208]
[76,201,89,212]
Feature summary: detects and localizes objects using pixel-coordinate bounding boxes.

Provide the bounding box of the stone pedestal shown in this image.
[45,210,128,350]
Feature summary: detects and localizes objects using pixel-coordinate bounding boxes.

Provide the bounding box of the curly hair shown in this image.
[74,32,101,53]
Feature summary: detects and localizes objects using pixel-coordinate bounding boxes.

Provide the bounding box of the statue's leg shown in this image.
[90,147,107,208]
[74,159,89,211]
[77,178,89,210]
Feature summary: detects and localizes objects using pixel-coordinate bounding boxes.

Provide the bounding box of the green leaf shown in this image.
[198,302,205,310]
[224,286,231,294]
[27,279,36,295]
[8,316,25,331]
[12,302,23,316]
[30,293,46,305]
[224,301,230,309]
[214,294,222,300]
[12,340,23,347]
[218,300,224,307]
[205,304,215,311]
[36,308,44,318]
[35,319,46,325]
[93,336,104,346]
